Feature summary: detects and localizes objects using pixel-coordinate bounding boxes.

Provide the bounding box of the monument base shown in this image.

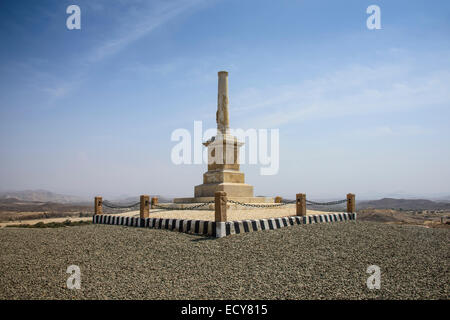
[173,196,274,204]
[194,182,254,198]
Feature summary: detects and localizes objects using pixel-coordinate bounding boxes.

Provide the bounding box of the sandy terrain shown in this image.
[0,216,93,228]
[114,205,339,221]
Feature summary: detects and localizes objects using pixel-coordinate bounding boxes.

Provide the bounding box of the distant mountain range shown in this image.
[111,195,173,204]
[357,198,450,210]
[0,190,87,204]
[1,190,449,210]
[0,190,173,204]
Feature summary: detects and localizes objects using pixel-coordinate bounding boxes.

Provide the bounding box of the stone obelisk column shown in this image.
[174,70,274,204]
[216,71,230,134]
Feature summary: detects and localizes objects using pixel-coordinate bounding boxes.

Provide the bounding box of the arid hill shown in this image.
[357,198,450,210]
[0,198,92,222]
[0,190,86,204]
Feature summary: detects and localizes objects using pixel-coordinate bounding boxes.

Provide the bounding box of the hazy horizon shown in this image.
[1,1,449,200]
[1,188,449,203]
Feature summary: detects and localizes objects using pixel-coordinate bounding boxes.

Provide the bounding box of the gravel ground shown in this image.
[0,221,448,299]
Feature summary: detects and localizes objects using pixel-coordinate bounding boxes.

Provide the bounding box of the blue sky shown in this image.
[0,0,449,200]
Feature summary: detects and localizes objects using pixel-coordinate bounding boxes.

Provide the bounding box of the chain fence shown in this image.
[226,198,346,208]
[152,201,215,211]
[305,199,347,206]
[103,200,140,209]
[226,199,293,208]
[101,197,347,212]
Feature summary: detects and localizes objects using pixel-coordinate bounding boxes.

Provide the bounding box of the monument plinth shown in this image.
[174,71,273,204]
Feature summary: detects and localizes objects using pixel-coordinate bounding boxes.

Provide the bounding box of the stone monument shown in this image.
[174,71,273,204]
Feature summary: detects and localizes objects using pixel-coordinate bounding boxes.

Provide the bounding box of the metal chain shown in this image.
[103,200,140,209]
[226,199,292,208]
[305,199,347,206]
[102,198,346,210]
[152,201,214,211]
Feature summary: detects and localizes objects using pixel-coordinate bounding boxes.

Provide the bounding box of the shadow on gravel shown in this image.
[190,236,216,242]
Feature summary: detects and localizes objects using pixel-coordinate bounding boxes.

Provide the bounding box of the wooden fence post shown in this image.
[215,191,227,238]
[215,191,227,222]
[347,193,355,213]
[151,197,158,209]
[296,193,306,216]
[140,195,150,218]
[94,196,103,215]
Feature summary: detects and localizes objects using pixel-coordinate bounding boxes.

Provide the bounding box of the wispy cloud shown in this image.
[232,64,450,128]
[349,125,432,138]
[42,85,73,99]
[87,0,207,63]
[20,0,210,102]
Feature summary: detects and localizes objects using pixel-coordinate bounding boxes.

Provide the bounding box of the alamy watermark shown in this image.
[171,121,279,176]
[65,5,379,31]
[366,5,381,30]
[366,265,381,289]
[66,5,81,30]
[66,265,81,289]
